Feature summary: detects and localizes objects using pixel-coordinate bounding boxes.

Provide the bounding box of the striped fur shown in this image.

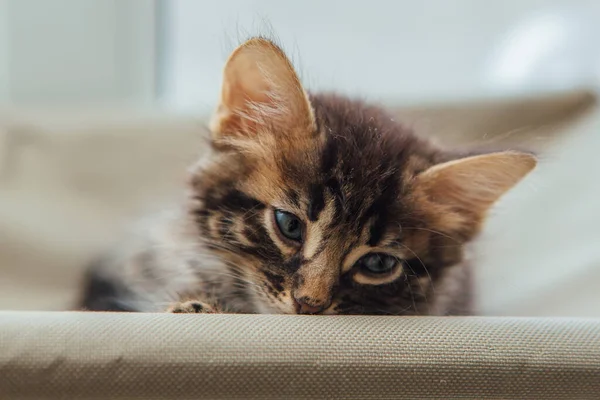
[80,38,535,315]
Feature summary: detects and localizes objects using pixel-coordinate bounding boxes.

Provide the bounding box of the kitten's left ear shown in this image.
[416,151,537,218]
[210,38,315,142]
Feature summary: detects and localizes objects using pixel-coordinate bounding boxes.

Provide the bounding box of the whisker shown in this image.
[219,203,264,240]
[396,242,436,293]
[403,273,418,314]
[371,304,414,316]
[401,226,461,243]
[396,241,436,315]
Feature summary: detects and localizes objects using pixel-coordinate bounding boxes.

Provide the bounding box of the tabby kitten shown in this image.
[80,38,536,315]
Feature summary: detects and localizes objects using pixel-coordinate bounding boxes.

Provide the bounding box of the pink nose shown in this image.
[293,298,326,314]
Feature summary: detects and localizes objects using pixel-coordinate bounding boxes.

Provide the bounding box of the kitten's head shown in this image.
[188,38,536,315]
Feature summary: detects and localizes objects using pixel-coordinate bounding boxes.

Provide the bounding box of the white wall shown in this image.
[0,0,156,106]
[2,0,599,109]
[0,0,10,103]
[162,0,600,113]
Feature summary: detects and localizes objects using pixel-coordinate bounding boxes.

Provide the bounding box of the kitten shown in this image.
[80,38,536,315]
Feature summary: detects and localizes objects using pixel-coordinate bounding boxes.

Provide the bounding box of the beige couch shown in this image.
[1,312,599,399]
[1,90,599,398]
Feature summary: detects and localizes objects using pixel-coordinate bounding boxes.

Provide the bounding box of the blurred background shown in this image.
[1,0,599,316]
[1,0,599,109]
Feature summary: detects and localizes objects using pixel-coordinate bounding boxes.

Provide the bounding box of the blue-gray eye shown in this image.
[357,253,398,274]
[274,210,302,242]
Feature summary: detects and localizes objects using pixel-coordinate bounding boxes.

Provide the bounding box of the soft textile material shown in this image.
[1,312,599,399]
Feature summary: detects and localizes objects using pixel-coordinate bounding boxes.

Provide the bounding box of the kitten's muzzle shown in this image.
[293,296,330,314]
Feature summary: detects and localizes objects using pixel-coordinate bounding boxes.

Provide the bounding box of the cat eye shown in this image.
[274,209,303,242]
[356,253,398,275]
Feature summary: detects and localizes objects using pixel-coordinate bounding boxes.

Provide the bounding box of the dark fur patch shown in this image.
[220,189,265,212]
[307,183,325,221]
[263,271,285,292]
[403,258,433,278]
[287,189,300,207]
[324,177,344,221]
[282,254,303,271]
[80,262,134,312]
[320,134,339,175]
[365,177,399,246]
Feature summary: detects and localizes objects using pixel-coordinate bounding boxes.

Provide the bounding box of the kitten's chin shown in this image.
[254,300,295,315]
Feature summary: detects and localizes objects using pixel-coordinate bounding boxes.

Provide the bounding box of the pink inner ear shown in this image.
[215,66,272,136]
[417,152,537,215]
[214,57,280,136]
[223,56,274,110]
[211,38,315,139]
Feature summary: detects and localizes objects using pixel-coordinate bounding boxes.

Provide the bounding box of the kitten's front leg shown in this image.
[167,300,221,314]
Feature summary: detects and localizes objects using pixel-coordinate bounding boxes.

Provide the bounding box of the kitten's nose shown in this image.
[293,297,326,314]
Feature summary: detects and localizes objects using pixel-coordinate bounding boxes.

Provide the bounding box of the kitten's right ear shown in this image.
[210,38,315,142]
[416,151,537,220]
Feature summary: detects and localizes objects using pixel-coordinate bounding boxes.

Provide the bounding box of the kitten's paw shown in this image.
[168,300,217,314]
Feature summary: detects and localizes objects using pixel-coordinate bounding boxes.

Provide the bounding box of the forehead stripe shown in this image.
[367,218,386,247]
[325,177,344,223]
[307,183,325,221]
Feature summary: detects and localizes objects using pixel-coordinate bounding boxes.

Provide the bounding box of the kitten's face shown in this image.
[188,38,536,315]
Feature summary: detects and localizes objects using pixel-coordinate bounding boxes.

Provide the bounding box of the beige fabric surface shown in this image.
[0,90,595,312]
[1,312,599,399]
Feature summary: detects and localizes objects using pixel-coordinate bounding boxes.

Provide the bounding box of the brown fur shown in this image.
[80,38,536,315]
